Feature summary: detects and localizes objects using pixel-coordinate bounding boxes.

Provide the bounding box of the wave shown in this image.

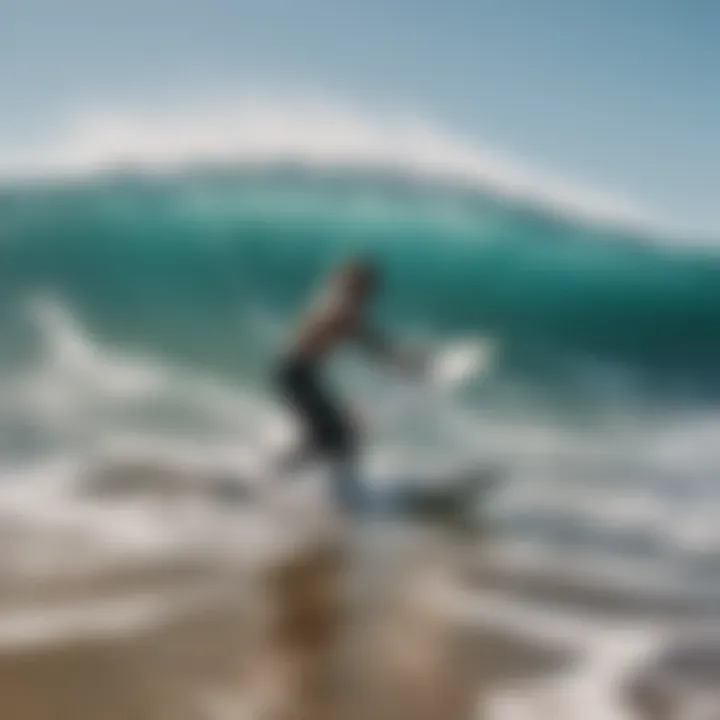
[2,111,719,715]
[1,100,654,230]
[1,164,719,409]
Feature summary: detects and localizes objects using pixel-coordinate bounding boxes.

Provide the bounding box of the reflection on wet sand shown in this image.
[0,523,559,720]
[0,520,717,720]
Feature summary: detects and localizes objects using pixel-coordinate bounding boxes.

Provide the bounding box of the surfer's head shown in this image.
[337,257,378,300]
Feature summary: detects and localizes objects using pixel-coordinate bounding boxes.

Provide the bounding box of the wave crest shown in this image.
[2,98,652,229]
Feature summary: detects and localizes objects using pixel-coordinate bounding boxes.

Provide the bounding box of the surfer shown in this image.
[273,258,425,514]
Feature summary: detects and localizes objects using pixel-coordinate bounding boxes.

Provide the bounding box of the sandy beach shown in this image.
[0,516,717,720]
[0,522,570,720]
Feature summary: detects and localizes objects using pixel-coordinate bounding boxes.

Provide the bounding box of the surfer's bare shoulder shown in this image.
[295,287,363,357]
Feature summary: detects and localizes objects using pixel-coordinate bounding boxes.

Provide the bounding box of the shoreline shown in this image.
[0,524,717,719]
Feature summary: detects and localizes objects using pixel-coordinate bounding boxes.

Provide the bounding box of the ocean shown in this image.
[1,162,719,717]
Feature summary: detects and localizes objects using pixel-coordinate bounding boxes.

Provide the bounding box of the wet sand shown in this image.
[0,525,570,720]
[627,641,720,720]
[0,526,716,720]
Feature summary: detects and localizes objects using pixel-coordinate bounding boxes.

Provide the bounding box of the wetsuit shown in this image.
[275,352,356,462]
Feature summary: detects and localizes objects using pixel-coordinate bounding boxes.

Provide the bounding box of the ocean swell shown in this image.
[1,166,719,408]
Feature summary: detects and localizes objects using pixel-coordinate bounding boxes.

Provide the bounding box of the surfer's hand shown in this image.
[397,350,428,379]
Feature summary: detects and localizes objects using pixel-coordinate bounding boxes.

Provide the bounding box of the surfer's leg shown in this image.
[301,391,364,514]
[274,353,369,511]
[273,356,328,479]
[328,452,366,515]
[315,398,366,514]
[271,439,316,478]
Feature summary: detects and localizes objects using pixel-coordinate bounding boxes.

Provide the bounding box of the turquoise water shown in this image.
[1,164,720,607]
[1,164,718,720]
[2,167,720,412]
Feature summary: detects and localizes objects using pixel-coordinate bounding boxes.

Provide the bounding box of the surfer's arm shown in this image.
[357,326,426,377]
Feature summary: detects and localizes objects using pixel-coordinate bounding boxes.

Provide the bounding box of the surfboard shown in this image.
[207,460,503,525]
[373,463,503,529]
[431,338,496,389]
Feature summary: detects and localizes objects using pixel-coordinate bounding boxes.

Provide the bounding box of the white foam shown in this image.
[441,584,667,720]
[0,296,333,579]
[0,588,220,650]
[1,97,656,231]
[1,294,719,720]
[3,295,720,609]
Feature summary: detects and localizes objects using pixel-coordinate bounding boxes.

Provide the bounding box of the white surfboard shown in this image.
[430,338,497,390]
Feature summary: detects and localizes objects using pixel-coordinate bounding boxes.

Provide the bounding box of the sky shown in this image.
[3,0,720,235]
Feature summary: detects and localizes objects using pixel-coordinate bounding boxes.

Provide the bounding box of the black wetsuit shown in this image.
[275,353,356,462]
[273,322,391,513]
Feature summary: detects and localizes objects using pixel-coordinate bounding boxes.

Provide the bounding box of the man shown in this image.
[274,258,424,514]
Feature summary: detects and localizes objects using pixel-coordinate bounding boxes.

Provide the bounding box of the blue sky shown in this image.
[4,0,720,235]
